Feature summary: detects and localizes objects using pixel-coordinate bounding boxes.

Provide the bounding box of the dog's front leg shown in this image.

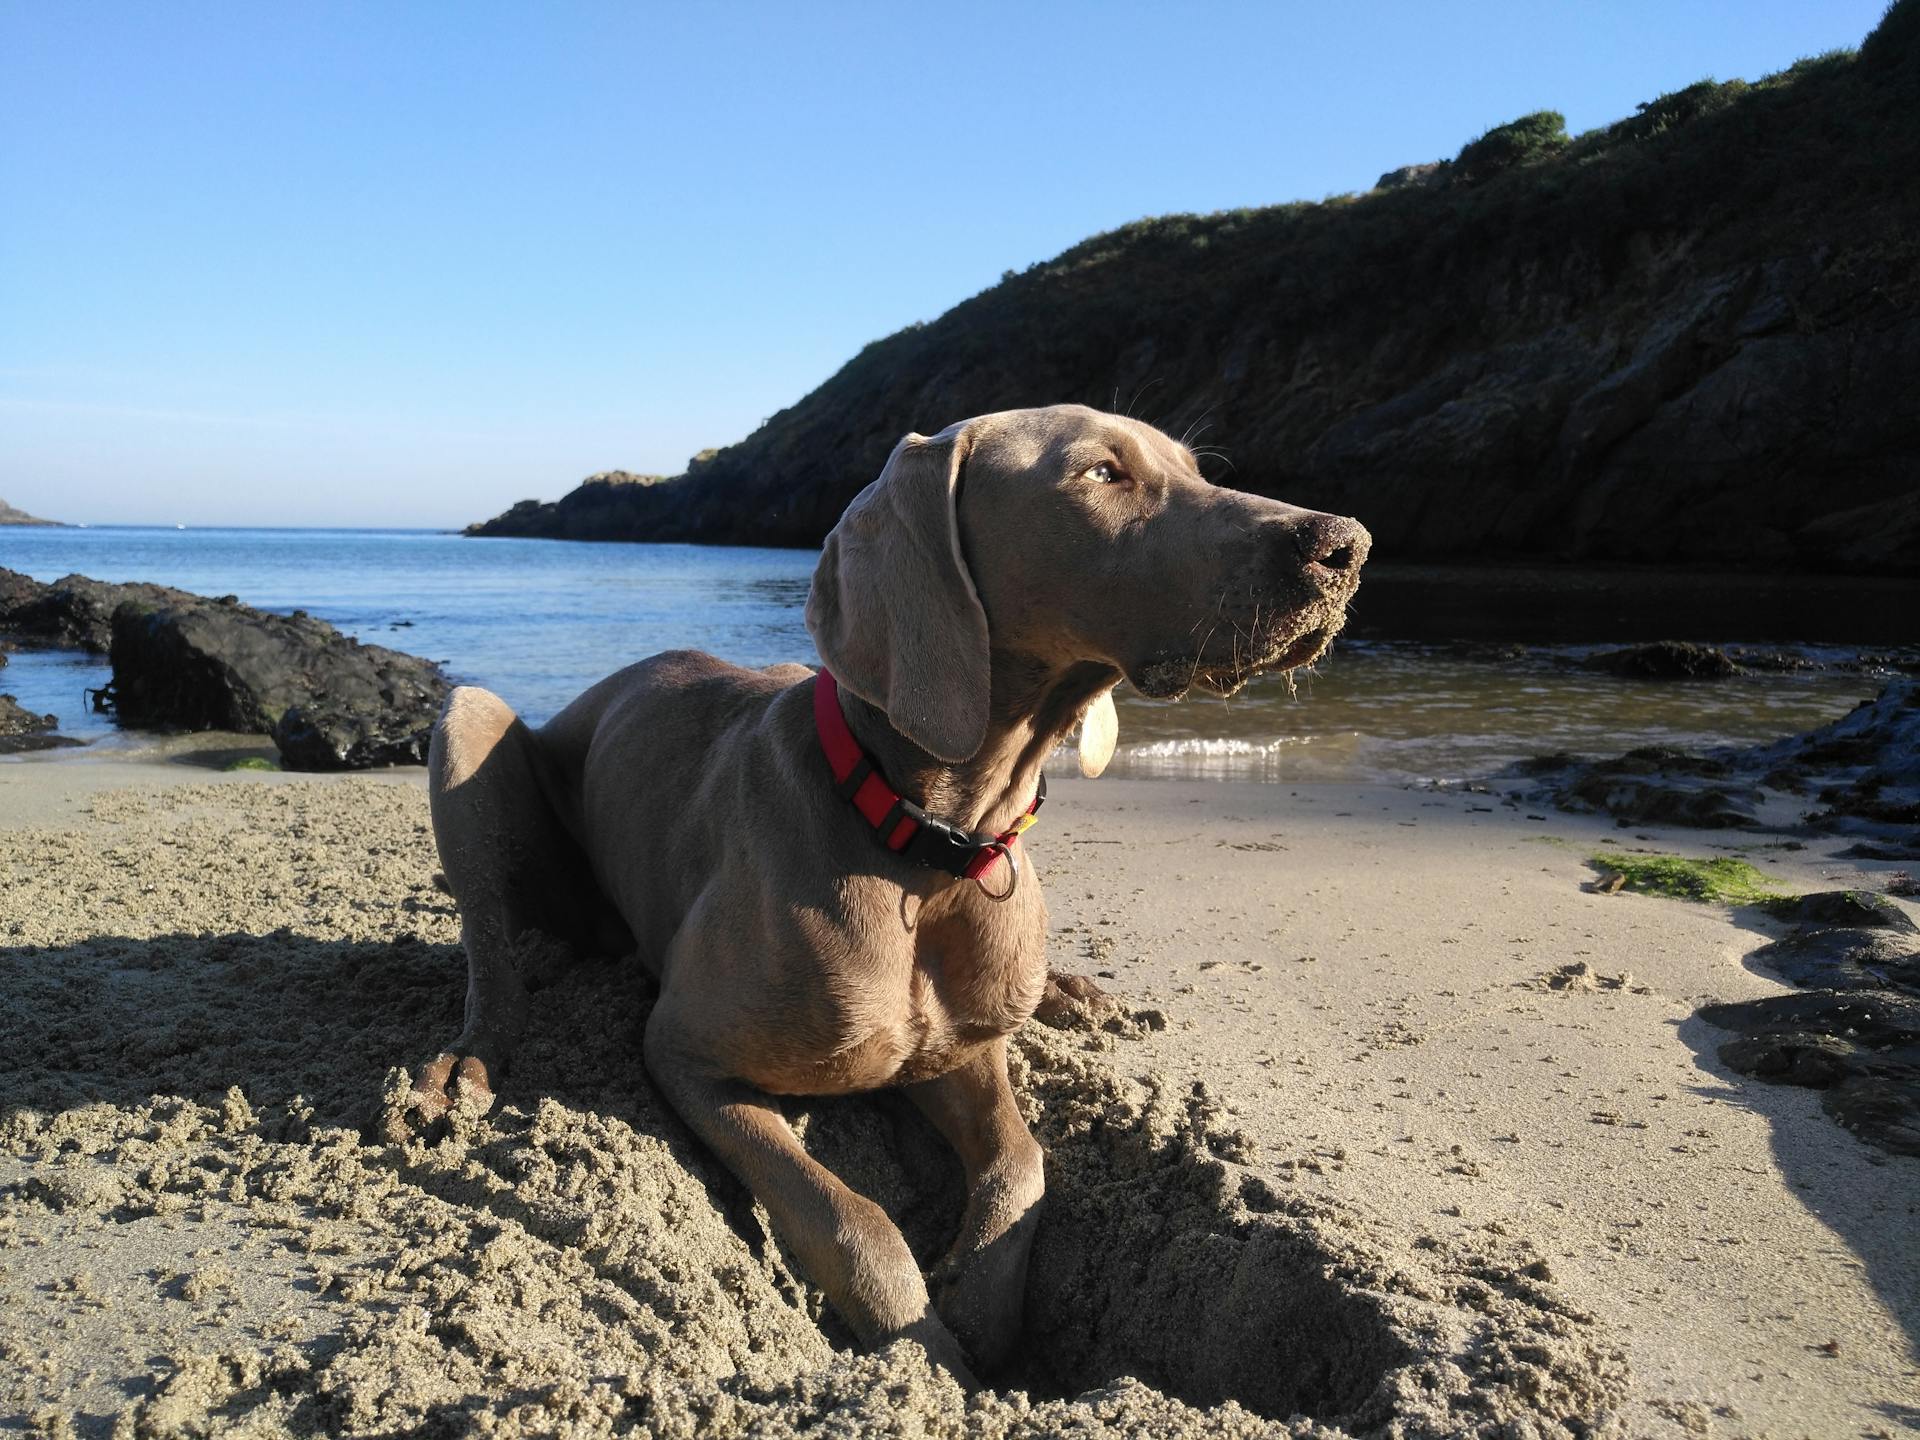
[643,1006,976,1384]
[905,1038,1046,1373]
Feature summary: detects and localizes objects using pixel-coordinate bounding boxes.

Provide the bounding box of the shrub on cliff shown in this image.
[1453,110,1569,183]
[1861,0,1919,75]
[1613,79,1749,141]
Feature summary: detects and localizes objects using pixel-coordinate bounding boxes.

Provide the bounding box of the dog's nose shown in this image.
[1291,514,1371,581]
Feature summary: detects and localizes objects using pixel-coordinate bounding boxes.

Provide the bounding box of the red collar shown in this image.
[812,669,1043,897]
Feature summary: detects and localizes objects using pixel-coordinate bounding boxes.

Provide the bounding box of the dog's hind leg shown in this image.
[390,686,587,1138]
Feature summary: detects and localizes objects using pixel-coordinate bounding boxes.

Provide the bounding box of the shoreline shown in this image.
[3,654,1905,792]
[1,759,1914,1435]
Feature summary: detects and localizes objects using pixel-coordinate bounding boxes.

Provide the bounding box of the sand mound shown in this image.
[1,782,1628,1437]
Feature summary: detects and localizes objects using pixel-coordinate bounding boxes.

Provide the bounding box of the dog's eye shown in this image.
[1086,462,1123,485]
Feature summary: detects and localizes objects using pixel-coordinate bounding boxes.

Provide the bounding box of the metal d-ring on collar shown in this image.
[812,670,1044,899]
[974,845,1021,901]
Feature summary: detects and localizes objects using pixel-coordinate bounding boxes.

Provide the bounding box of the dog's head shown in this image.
[807,404,1370,766]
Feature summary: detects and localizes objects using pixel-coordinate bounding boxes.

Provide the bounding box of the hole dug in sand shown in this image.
[796,1030,1629,1437]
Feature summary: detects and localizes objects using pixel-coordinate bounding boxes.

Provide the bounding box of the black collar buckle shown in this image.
[895,803,990,878]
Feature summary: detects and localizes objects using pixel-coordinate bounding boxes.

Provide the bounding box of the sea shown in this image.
[2,526,1911,785]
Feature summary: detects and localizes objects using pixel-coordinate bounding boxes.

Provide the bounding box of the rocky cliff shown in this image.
[465,471,666,540]
[0,498,61,526]
[469,4,1920,574]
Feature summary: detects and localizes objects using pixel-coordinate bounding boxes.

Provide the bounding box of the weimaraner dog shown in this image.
[399,403,1369,1380]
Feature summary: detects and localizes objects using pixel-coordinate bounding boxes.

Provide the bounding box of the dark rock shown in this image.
[1762,889,1918,932]
[1603,746,1731,777]
[1700,989,1920,1048]
[1717,1029,1861,1086]
[106,596,449,771]
[1753,682,1920,844]
[0,568,202,653]
[1728,648,1824,673]
[1850,650,1920,675]
[1548,746,1759,827]
[0,693,52,735]
[0,694,79,753]
[1821,1069,1920,1155]
[0,569,46,627]
[1836,842,1920,861]
[272,699,439,772]
[1563,772,1760,827]
[1374,162,1446,191]
[1744,928,1920,992]
[1582,641,1739,679]
[1699,899,1920,1156]
[1527,680,1919,849]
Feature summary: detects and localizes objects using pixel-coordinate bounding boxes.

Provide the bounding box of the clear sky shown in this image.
[0,1,1891,529]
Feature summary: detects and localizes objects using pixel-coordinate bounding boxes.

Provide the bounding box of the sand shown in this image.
[1,747,1915,1438]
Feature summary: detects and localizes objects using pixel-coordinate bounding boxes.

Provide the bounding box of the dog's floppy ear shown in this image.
[806,423,991,763]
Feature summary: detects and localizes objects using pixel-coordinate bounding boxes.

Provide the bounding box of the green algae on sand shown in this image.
[1590,852,1791,905]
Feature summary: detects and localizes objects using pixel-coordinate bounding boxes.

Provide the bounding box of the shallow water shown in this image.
[0,526,1902,784]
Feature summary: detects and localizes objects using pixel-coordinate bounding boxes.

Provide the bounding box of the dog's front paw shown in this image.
[380,1051,499,1143]
[1033,969,1124,1030]
[930,1255,1023,1377]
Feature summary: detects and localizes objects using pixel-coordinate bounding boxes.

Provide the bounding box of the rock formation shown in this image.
[1701,891,1920,1156]
[1,569,449,770]
[464,471,667,540]
[0,694,74,753]
[107,595,450,770]
[0,498,61,526]
[468,7,1920,574]
[0,568,203,652]
[1529,679,1920,854]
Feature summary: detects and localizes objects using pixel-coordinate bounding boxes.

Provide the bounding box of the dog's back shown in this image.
[532,650,817,964]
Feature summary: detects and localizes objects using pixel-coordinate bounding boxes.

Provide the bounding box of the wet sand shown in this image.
[1,750,1914,1437]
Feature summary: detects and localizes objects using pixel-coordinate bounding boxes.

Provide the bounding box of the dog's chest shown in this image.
[736,879,1048,1096]
[885,896,1046,1079]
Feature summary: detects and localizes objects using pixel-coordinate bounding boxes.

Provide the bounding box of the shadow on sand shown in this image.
[1675,894,1920,1369]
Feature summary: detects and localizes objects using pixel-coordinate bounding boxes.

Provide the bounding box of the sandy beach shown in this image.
[2,745,1914,1438]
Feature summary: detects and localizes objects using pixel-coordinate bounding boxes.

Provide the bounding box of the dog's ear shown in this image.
[807,424,991,763]
[1077,684,1119,778]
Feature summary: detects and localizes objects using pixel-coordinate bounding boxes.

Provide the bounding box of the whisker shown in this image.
[1193,448,1237,478]
[1178,406,1219,450]
[1128,378,1166,420]
[1186,589,1230,689]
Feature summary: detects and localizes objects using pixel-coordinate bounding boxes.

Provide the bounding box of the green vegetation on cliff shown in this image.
[470,3,1920,573]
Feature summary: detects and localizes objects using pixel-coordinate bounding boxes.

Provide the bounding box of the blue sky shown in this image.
[0,1,1891,528]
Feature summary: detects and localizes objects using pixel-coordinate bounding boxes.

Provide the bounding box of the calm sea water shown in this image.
[2,526,1906,784]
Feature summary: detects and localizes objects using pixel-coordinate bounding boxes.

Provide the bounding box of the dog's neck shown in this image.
[839,655,1121,836]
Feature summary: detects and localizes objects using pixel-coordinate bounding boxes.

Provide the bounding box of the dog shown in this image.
[398,403,1369,1381]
